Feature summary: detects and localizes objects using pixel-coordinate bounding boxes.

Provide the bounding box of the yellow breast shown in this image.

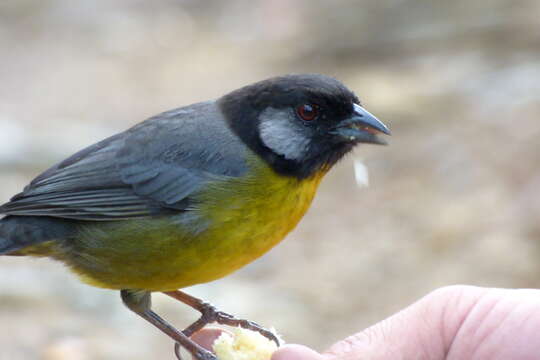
[187,159,326,286]
[62,157,327,291]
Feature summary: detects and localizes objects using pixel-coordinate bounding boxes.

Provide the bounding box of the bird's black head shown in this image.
[219,74,390,179]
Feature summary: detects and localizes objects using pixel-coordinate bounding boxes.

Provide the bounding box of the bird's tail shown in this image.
[0,234,15,254]
[0,216,75,255]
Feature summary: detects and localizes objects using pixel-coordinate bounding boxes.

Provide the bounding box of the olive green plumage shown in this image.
[38,157,325,290]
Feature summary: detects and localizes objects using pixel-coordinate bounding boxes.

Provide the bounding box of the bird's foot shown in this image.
[174,342,217,360]
[164,290,279,359]
[165,290,280,347]
[199,302,280,346]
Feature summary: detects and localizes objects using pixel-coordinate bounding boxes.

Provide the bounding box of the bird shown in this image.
[0,74,389,360]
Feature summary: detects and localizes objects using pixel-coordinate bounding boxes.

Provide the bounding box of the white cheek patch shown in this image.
[258,108,311,161]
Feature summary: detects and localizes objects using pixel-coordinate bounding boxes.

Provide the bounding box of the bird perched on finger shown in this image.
[0,74,389,360]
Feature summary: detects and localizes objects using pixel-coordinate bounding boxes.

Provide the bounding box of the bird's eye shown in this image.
[296,103,320,121]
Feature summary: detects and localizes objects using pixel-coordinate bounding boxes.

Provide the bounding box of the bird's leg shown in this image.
[164,290,280,345]
[121,290,216,360]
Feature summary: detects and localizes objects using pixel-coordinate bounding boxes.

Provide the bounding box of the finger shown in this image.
[322,286,489,359]
[271,344,325,360]
[191,328,231,351]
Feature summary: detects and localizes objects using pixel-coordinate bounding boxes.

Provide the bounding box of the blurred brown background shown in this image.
[1,0,539,359]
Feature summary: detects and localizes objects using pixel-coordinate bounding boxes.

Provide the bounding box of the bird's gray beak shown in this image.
[332,104,390,145]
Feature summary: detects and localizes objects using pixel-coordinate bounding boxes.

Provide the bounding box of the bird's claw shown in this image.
[174,342,217,360]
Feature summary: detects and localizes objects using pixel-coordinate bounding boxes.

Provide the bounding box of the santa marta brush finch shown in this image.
[0,74,390,360]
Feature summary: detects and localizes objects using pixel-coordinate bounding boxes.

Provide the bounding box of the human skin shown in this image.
[194,286,540,360]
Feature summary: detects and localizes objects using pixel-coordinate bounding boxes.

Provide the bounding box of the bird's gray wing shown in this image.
[0,101,248,221]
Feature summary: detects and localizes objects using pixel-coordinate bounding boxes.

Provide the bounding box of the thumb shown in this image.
[272,344,325,360]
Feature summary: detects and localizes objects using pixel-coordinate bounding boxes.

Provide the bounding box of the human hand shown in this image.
[194,286,540,360]
[273,286,540,360]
